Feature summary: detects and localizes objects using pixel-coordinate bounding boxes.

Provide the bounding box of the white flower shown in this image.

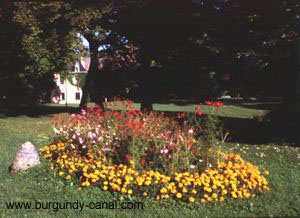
[87,132,93,139]
[160,148,169,154]
[188,129,194,134]
[199,159,203,162]
[190,165,196,169]
[101,147,110,152]
[53,128,60,134]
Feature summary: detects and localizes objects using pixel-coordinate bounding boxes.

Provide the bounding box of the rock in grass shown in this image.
[9,142,40,173]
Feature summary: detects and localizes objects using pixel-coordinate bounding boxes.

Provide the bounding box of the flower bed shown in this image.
[40,99,270,203]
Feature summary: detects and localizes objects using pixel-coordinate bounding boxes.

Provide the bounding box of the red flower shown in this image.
[197,106,203,116]
[205,101,213,106]
[124,153,132,159]
[213,102,224,107]
[88,106,94,112]
[139,159,146,164]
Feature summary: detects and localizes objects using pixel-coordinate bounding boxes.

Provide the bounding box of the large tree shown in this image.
[11,1,114,107]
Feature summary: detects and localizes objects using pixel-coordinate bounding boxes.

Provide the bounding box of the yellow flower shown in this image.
[231,192,237,198]
[189,197,195,203]
[222,190,227,195]
[212,193,218,199]
[205,187,212,193]
[171,189,177,194]
[145,180,151,185]
[176,193,182,198]
[160,188,167,193]
[200,198,206,203]
[83,181,90,187]
[128,189,133,195]
[59,171,64,176]
[103,185,108,191]
[191,189,197,194]
[182,187,188,193]
[66,175,71,180]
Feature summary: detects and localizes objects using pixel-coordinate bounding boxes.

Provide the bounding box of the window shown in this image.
[75,92,80,100]
[75,75,80,84]
[61,93,65,100]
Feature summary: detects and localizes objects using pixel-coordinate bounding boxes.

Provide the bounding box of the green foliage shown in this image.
[65,73,87,90]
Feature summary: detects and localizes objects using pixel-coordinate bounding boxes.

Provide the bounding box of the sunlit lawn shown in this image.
[0,102,299,217]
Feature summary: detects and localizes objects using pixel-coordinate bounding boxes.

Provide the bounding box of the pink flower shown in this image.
[78,137,83,144]
[81,109,86,115]
[87,132,93,139]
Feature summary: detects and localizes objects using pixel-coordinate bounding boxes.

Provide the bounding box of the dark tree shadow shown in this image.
[0,103,79,118]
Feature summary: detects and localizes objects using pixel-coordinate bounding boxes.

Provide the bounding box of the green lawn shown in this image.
[42,101,268,119]
[0,103,299,217]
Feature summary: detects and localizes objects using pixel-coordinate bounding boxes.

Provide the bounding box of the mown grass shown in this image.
[0,103,299,217]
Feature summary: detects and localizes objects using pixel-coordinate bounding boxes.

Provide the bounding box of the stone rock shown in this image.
[9,141,40,173]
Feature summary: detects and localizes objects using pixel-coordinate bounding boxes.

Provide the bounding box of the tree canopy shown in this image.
[0,0,298,107]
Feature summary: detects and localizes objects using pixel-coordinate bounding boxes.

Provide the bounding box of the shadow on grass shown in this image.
[0,103,79,118]
[0,100,298,146]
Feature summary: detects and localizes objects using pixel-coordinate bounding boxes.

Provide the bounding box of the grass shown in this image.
[0,102,299,217]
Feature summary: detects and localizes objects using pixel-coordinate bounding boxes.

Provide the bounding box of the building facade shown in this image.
[51,58,90,104]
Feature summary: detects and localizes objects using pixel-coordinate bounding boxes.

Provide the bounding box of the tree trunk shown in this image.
[140,74,154,111]
[79,40,99,110]
[140,47,154,111]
